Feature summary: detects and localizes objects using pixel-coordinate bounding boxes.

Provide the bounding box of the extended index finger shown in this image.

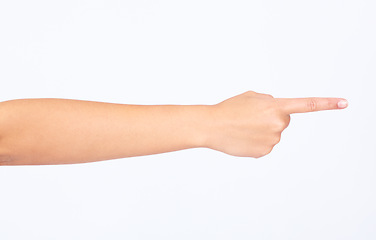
[276,97,348,114]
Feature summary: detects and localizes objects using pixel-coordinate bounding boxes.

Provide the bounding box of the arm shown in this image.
[0,98,211,165]
[0,91,348,166]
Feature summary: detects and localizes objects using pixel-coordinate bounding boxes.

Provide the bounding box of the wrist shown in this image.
[187,104,216,149]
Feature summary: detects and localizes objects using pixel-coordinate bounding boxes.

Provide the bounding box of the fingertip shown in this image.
[337,99,348,109]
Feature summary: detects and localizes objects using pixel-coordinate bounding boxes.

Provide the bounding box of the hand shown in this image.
[204,91,348,158]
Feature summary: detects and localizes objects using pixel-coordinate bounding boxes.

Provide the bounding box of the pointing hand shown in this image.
[204,91,348,158]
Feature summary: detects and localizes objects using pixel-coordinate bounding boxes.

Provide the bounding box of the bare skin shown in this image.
[0,91,348,166]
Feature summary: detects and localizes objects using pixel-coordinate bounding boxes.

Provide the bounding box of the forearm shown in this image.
[0,98,211,165]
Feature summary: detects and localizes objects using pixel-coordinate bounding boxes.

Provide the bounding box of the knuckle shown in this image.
[245,90,256,95]
[273,134,281,145]
[272,119,286,131]
[255,147,273,159]
[286,114,291,124]
[263,148,273,156]
[307,98,318,111]
[283,115,291,129]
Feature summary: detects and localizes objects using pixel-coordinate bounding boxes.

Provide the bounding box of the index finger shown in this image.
[275,97,349,114]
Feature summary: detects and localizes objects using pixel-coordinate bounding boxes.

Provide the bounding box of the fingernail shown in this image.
[338,100,348,109]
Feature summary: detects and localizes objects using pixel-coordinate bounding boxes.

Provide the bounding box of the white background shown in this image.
[0,0,375,239]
